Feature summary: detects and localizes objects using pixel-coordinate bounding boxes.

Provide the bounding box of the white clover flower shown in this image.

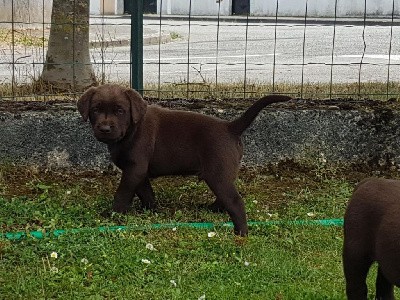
[66,190,71,195]
[252,200,258,204]
[319,153,327,164]
[141,259,151,264]
[207,232,216,238]
[266,212,279,218]
[172,227,177,231]
[50,252,58,259]
[170,279,177,287]
[146,243,155,251]
[244,261,250,266]
[307,212,316,217]
[198,294,206,300]
[81,258,89,265]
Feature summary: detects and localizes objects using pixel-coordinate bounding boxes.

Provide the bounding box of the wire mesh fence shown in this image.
[0,0,399,101]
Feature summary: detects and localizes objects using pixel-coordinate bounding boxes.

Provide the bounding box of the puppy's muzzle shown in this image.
[94,123,122,144]
[98,124,113,134]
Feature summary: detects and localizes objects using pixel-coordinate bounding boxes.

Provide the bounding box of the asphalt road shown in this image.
[153,19,400,85]
[1,17,399,87]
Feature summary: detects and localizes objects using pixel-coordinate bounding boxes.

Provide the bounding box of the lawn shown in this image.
[0,165,395,299]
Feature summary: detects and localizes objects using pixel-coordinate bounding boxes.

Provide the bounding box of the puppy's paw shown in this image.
[206,201,226,213]
[111,204,130,215]
[140,202,157,212]
[100,210,123,218]
[234,235,248,246]
[100,210,112,218]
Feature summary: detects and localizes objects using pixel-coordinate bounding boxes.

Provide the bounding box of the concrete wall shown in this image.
[90,0,124,15]
[90,0,101,15]
[155,0,398,17]
[0,0,123,24]
[1,103,400,171]
[158,0,232,16]
[0,0,52,26]
[251,0,399,17]
[1,0,397,20]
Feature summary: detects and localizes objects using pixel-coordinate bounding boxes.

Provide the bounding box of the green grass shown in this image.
[0,166,398,299]
[1,226,345,299]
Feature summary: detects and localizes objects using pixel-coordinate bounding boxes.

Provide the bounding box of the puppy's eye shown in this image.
[116,108,125,115]
[92,107,100,114]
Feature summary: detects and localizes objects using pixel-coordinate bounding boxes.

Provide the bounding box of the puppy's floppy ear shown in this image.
[77,87,97,121]
[125,88,147,124]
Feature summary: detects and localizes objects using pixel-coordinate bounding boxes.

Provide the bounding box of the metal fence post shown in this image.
[131,0,143,94]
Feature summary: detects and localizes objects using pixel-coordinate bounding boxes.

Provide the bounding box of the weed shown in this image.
[142,80,400,101]
[1,80,400,101]
[0,28,47,47]
[170,31,182,40]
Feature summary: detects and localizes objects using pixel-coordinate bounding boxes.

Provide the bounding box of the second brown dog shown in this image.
[77,84,291,236]
[343,177,400,299]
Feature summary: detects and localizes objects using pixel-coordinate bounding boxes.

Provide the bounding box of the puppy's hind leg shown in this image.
[375,266,395,300]
[136,177,156,211]
[205,179,248,236]
[343,250,371,300]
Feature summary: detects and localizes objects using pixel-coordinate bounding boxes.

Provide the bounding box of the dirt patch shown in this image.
[0,163,391,200]
[1,97,400,113]
[0,164,119,199]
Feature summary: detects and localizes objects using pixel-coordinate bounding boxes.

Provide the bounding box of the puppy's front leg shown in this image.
[208,198,226,212]
[136,177,156,210]
[112,169,146,214]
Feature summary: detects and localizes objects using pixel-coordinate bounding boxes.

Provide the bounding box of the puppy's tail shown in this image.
[228,95,291,136]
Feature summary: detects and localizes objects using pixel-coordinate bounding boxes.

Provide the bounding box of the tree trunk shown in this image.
[40,0,97,91]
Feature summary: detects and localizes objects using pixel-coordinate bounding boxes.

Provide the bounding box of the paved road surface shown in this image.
[1,17,399,87]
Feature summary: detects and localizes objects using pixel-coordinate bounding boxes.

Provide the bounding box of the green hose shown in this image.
[1,219,343,240]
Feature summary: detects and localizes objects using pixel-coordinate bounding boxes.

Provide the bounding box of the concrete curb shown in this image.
[143,14,400,27]
[87,14,398,49]
[89,31,172,48]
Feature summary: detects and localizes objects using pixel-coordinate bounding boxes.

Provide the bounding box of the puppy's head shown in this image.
[77,84,147,144]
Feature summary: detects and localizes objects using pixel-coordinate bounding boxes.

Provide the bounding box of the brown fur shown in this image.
[343,177,400,300]
[77,84,291,236]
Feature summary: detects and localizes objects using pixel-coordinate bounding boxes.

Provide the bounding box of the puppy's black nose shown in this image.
[99,125,112,133]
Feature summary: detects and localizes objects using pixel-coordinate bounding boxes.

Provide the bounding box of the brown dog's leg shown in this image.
[135,177,156,210]
[205,180,248,236]
[112,170,145,214]
[343,251,371,300]
[207,198,225,212]
[375,267,395,300]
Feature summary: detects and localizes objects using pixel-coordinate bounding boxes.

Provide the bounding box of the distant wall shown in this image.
[156,0,399,17]
[1,103,400,171]
[0,0,52,26]
[1,0,397,20]
[251,0,399,17]
[158,0,232,16]
[90,0,124,15]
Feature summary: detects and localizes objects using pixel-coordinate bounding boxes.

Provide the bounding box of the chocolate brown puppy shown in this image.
[77,84,291,236]
[343,178,400,299]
